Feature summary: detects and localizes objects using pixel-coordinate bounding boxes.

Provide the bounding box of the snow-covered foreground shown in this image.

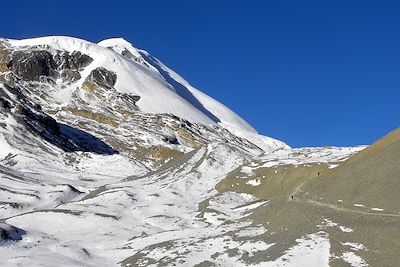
[0,141,367,266]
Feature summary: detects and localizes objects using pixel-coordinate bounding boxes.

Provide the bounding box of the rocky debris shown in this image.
[86,67,117,89]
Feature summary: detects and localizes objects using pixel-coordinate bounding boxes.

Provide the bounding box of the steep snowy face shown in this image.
[98,38,290,151]
[6,36,217,125]
[7,37,251,130]
[2,36,287,151]
[98,38,256,132]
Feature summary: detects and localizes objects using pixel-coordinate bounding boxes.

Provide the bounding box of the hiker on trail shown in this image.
[291,195,294,200]
[318,172,320,176]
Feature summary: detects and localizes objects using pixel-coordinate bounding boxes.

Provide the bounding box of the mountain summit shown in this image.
[1,36,287,152]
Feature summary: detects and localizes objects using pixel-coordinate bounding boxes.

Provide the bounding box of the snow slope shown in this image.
[8,37,256,133]
[98,38,256,132]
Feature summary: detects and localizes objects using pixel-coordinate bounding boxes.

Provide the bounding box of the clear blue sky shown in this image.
[2,1,399,147]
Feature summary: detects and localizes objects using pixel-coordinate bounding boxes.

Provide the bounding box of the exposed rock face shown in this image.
[54,51,93,71]
[0,47,93,83]
[54,51,93,83]
[86,67,117,89]
[121,48,150,68]
[59,69,81,83]
[1,81,62,137]
[9,50,58,81]
[82,67,140,110]
[0,97,12,110]
[163,135,179,145]
[16,103,61,135]
[0,82,117,154]
[117,92,140,105]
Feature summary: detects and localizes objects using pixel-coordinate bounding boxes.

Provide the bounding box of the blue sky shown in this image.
[2,0,399,147]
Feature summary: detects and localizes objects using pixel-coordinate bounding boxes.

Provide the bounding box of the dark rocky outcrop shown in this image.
[86,67,117,89]
[16,103,117,154]
[81,67,140,111]
[0,223,26,241]
[163,135,179,145]
[117,92,140,105]
[54,51,93,71]
[0,47,93,83]
[54,51,94,83]
[0,97,12,110]
[9,50,58,81]
[0,83,117,155]
[60,69,81,83]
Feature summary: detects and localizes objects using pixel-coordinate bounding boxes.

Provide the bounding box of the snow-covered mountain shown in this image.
[1,36,397,266]
[7,37,253,129]
[1,36,287,152]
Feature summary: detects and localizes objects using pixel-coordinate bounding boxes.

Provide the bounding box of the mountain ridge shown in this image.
[2,36,288,152]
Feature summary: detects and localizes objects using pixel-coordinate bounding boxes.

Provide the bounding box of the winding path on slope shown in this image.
[289,180,400,218]
[301,199,400,218]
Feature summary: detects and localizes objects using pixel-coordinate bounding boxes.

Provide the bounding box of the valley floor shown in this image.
[3,143,395,267]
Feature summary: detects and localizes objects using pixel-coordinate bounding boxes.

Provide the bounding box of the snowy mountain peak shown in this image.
[2,36,288,151]
[98,37,258,132]
[97,38,147,67]
[99,37,135,47]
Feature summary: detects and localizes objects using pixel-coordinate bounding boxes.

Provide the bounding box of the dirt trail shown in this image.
[289,180,400,218]
[302,199,400,218]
